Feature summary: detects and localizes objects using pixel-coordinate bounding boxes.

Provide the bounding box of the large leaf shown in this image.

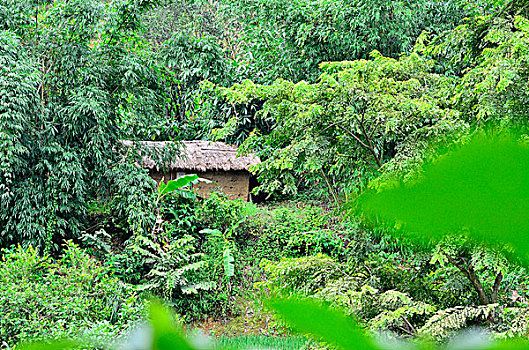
[149,301,196,350]
[267,297,379,350]
[360,132,529,262]
[158,174,199,196]
[223,248,235,278]
[200,228,223,238]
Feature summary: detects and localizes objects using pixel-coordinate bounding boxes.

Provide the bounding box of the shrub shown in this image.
[256,254,345,296]
[110,224,214,321]
[195,192,249,234]
[133,233,215,300]
[0,242,144,347]
[115,197,349,321]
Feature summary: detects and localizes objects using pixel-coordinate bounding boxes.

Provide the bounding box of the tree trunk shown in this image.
[491,271,503,303]
[466,263,491,305]
[446,254,490,305]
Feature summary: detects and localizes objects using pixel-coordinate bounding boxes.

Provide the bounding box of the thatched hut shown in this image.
[122,140,260,201]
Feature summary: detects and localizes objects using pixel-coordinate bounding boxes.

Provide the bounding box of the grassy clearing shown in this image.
[215,335,307,350]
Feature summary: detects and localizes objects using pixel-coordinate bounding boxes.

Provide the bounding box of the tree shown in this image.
[0,0,165,250]
[216,51,465,201]
[226,0,480,83]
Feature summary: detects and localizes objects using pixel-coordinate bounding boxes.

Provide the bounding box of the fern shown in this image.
[133,234,213,299]
[489,307,529,339]
[369,302,436,336]
[505,307,529,337]
[419,304,498,340]
[181,281,216,295]
[313,277,364,316]
[79,229,112,254]
[256,254,345,296]
[378,290,414,310]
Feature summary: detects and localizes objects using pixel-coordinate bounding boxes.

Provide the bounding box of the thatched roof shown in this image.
[121,140,260,172]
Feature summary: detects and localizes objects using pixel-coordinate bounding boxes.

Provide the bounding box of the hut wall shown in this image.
[148,169,250,201]
[194,171,250,201]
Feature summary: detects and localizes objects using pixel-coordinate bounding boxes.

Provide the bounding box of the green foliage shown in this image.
[426,237,511,306]
[256,254,344,296]
[0,242,144,347]
[259,254,439,335]
[8,1,529,348]
[113,192,214,311]
[157,174,202,201]
[357,131,529,339]
[158,32,233,140]
[360,132,529,263]
[148,301,196,350]
[418,304,498,341]
[200,228,236,279]
[218,51,465,199]
[420,9,529,127]
[266,297,377,350]
[254,245,529,341]
[215,335,306,349]
[266,296,529,349]
[141,0,224,45]
[108,175,219,319]
[195,192,249,233]
[0,0,165,249]
[15,297,529,349]
[134,0,482,146]
[187,199,347,320]
[226,0,476,83]
[494,307,529,339]
[133,234,214,299]
[242,204,346,260]
[368,291,436,335]
[453,15,529,124]
[109,161,158,236]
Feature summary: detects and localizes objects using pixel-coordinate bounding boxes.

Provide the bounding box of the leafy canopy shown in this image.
[218,51,464,199]
[0,0,169,249]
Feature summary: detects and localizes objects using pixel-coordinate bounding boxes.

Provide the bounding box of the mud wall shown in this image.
[149,169,250,201]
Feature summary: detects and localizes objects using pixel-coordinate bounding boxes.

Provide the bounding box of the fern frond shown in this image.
[419,304,498,340]
[369,301,436,333]
[181,281,216,294]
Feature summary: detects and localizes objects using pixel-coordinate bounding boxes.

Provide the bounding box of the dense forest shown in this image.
[2,0,529,348]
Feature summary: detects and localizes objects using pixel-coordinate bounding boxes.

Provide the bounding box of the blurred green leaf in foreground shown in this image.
[360,131,529,263]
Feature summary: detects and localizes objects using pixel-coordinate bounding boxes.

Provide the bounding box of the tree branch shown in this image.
[357,110,383,167]
[401,315,417,334]
[319,169,341,207]
[491,271,503,303]
[446,253,490,305]
[336,124,382,168]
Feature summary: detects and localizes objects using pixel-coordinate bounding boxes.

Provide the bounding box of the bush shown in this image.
[111,195,348,321]
[256,254,345,296]
[195,192,250,234]
[0,242,144,347]
[240,203,347,261]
